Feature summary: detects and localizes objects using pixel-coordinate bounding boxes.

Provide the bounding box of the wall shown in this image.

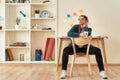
[58,0,120,64]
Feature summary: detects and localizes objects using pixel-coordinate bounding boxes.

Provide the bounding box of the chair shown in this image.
[70,36,92,76]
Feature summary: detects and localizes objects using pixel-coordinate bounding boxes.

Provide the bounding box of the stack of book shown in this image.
[10,42,26,47]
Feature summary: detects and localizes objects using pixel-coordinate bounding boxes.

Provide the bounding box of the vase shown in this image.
[15,24,20,30]
[35,14,40,18]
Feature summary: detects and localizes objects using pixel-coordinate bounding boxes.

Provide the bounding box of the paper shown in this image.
[73,12,78,16]
[67,14,71,18]
[79,9,84,14]
[69,23,74,27]
[63,19,67,23]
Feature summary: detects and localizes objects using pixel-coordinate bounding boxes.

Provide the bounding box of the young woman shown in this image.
[60,15,108,79]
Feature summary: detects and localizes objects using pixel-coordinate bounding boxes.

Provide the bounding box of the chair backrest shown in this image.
[71,36,92,56]
[74,36,92,47]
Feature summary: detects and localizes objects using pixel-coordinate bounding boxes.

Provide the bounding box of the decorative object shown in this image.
[40,10,49,18]
[18,0,23,3]
[35,10,40,18]
[23,0,30,3]
[19,11,26,17]
[79,9,84,14]
[26,0,30,3]
[49,16,54,18]
[20,53,24,61]
[43,0,50,3]
[35,49,42,61]
[70,23,74,27]
[67,14,71,18]
[73,12,78,16]
[15,17,21,30]
[49,58,55,61]
[32,24,39,29]
[42,27,52,30]
[6,0,15,3]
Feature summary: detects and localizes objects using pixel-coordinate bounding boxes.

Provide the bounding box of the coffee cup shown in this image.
[84,31,88,38]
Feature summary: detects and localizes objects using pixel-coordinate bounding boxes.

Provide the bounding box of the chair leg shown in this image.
[87,56,92,75]
[70,56,75,76]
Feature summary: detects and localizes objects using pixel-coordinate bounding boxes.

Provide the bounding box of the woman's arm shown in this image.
[67,25,80,37]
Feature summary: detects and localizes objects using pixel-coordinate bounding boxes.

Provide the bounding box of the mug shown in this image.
[84,31,88,38]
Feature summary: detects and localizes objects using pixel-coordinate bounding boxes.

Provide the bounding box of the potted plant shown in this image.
[35,10,40,18]
[15,17,21,30]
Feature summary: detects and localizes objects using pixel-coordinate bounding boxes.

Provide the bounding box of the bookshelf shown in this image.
[0,0,5,61]
[31,0,57,63]
[0,0,57,63]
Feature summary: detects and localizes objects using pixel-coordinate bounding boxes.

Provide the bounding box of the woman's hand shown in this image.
[80,32,88,38]
[80,24,87,28]
[79,33,84,37]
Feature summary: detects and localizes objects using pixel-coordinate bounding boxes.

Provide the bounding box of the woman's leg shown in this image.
[62,46,74,70]
[78,45,107,79]
[89,46,108,79]
[62,45,105,71]
[89,46,104,71]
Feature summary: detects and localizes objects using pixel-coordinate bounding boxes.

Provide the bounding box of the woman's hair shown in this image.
[78,15,89,32]
[79,15,89,22]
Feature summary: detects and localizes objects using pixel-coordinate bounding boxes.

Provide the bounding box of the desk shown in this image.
[56,36,108,71]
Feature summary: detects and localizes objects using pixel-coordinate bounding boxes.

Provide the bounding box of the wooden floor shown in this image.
[0,64,120,80]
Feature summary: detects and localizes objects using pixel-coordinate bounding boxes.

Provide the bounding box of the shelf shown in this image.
[5,29,55,32]
[6,3,30,6]
[0,0,57,62]
[6,29,30,32]
[31,29,55,32]
[0,61,55,63]
[31,3,55,5]
[31,17,55,20]
[6,46,30,49]
[31,61,55,63]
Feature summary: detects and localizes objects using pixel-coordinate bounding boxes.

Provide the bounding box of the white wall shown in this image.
[58,0,120,64]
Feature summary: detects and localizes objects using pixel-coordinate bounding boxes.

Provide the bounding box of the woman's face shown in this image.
[78,16,87,25]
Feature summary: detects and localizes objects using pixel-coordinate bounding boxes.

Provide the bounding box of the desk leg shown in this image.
[101,39,108,71]
[97,40,100,47]
[56,38,62,71]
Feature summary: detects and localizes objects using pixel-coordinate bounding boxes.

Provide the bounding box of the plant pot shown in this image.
[15,24,20,30]
[35,14,40,18]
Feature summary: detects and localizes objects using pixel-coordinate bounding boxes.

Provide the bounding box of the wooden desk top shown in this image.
[57,36,108,39]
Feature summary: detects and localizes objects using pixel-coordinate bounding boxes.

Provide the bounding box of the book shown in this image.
[6,48,14,61]
[44,38,55,61]
[5,49,10,61]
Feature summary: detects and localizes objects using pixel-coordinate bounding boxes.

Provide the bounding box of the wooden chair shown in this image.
[70,36,92,76]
